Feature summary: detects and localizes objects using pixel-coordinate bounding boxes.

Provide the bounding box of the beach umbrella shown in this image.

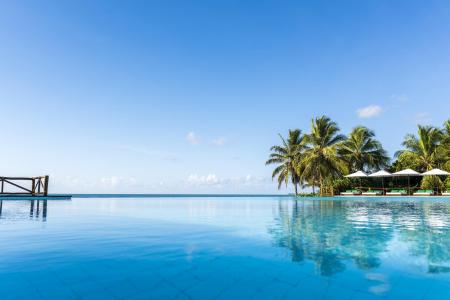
[345,171,368,178]
[393,169,421,195]
[369,170,392,194]
[345,171,368,188]
[421,168,450,176]
[421,168,449,193]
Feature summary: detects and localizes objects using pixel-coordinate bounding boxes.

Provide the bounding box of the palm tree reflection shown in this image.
[270,199,450,276]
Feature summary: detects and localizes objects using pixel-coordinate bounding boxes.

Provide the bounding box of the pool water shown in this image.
[1,196,450,299]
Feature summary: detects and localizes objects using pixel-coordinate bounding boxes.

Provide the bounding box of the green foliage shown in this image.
[301,116,347,195]
[266,129,305,195]
[393,151,420,171]
[395,125,444,172]
[266,118,450,195]
[445,176,450,189]
[420,176,444,190]
[338,126,390,173]
[329,178,352,194]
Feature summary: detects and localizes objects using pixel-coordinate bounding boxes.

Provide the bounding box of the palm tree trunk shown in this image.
[320,179,323,196]
[294,183,298,196]
[319,174,323,196]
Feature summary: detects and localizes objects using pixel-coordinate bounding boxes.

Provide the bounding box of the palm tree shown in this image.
[301,116,347,195]
[395,125,444,172]
[443,120,450,138]
[440,120,450,171]
[338,126,390,173]
[266,129,305,195]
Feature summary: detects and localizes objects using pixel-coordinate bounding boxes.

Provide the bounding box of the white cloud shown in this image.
[187,174,220,186]
[52,173,276,193]
[186,132,200,145]
[186,173,269,188]
[212,137,227,146]
[356,105,382,118]
[413,112,432,124]
[52,175,140,192]
[100,176,137,188]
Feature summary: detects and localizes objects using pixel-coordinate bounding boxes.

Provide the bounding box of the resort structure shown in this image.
[342,168,450,196]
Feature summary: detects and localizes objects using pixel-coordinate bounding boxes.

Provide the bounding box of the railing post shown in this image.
[32,178,36,195]
[44,176,49,196]
[1,178,3,194]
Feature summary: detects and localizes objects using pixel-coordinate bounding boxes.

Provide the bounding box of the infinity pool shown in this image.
[1,196,450,299]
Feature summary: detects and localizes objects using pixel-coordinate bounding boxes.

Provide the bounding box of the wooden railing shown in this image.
[0,176,49,196]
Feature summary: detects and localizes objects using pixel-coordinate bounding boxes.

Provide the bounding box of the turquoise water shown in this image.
[1,196,450,299]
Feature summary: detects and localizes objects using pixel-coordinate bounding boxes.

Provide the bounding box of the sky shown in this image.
[0,0,449,194]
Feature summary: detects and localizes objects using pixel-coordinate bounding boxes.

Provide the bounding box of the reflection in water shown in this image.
[270,200,450,276]
[0,199,48,221]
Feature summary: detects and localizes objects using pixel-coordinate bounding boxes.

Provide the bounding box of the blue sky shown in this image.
[1,0,449,193]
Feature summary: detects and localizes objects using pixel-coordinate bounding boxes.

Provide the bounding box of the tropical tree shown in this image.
[394,125,444,172]
[338,126,390,173]
[266,129,305,195]
[301,116,347,195]
[440,120,450,171]
[443,120,450,136]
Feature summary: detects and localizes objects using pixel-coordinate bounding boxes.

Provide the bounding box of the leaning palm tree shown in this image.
[301,116,347,195]
[395,125,444,172]
[266,129,305,195]
[338,126,390,173]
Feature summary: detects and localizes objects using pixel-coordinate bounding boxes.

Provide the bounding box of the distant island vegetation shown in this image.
[266,116,450,195]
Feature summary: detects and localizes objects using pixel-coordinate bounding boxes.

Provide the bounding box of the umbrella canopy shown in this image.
[392,169,421,176]
[392,168,421,195]
[369,170,393,177]
[345,171,368,178]
[368,170,392,195]
[421,168,450,176]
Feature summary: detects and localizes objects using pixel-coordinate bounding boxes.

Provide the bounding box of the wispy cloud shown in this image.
[186,173,269,188]
[100,176,137,188]
[54,175,139,192]
[391,94,408,103]
[187,174,220,186]
[212,137,227,146]
[413,112,432,124]
[186,132,200,145]
[356,105,382,118]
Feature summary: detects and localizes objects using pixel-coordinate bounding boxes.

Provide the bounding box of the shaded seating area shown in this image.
[341,189,361,196]
[341,168,449,196]
[361,190,383,196]
[386,189,407,196]
[413,190,434,196]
